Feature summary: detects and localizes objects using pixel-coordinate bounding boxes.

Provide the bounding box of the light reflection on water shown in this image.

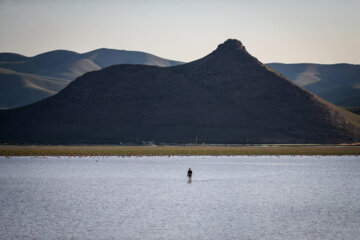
[0,155,359,240]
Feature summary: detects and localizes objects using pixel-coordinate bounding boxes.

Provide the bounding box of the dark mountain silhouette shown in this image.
[267,63,360,107]
[0,49,183,109]
[3,47,359,110]
[0,53,28,62]
[1,39,360,144]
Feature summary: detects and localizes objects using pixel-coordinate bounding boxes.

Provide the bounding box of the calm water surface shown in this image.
[0,156,359,240]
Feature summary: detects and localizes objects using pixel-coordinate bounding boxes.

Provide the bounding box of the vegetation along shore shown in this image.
[0,145,359,157]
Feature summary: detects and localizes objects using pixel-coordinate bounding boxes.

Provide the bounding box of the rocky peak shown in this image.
[214,39,247,53]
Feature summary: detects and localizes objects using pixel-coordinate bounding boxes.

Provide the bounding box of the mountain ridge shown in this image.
[267,63,360,107]
[0,48,184,109]
[1,39,359,144]
[2,45,359,110]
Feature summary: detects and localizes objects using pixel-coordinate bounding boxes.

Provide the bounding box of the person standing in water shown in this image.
[187,168,192,182]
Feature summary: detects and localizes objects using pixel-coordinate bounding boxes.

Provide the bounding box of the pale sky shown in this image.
[0,0,359,64]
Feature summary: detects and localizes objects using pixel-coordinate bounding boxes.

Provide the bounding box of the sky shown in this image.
[0,0,359,64]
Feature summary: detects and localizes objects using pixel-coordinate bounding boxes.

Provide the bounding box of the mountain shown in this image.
[0,49,183,109]
[1,39,360,144]
[0,53,28,62]
[0,68,70,109]
[83,48,183,71]
[0,49,183,79]
[267,63,360,107]
[4,48,359,111]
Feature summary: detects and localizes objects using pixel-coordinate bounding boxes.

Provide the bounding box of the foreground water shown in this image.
[0,156,359,240]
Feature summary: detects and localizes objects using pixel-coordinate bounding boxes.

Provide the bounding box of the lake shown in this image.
[0,156,359,240]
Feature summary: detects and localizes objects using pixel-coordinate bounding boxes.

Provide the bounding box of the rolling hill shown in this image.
[0,49,183,109]
[0,68,70,109]
[2,49,360,111]
[267,63,360,107]
[1,39,359,144]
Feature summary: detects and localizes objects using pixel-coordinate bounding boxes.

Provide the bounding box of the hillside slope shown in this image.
[0,68,69,109]
[1,39,359,144]
[267,63,360,107]
[0,49,183,108]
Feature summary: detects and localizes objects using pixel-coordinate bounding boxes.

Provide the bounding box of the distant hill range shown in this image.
[0,49,183,109]
[2,48,360,111]
[267,63,360,108]
[1,39,359,144]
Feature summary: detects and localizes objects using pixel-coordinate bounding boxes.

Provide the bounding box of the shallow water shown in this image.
[0,156,359,240]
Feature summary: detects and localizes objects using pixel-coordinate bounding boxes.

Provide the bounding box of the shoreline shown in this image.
[1,145,360,156]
